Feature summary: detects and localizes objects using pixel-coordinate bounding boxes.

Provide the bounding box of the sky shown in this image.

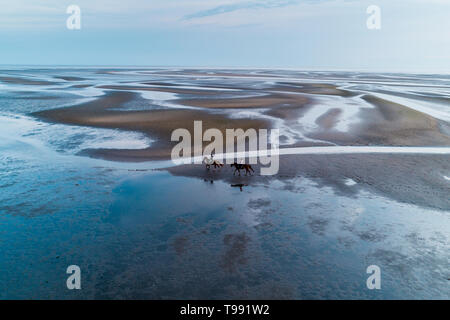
[0,0,449,73]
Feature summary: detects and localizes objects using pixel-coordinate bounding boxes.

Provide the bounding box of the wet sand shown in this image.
[32,72,450,160]
[137,69,283,78]
[163,153,450,211]
[272,82,356,97]
[178,93,310,109]
[54,76,87,82]
[315,108,342,129]
[31,70,450,211]
[0,76,58,86]
[98,84,231,96]
[359,95,450,146]
[34,91,271,161]
[308,95,450,147]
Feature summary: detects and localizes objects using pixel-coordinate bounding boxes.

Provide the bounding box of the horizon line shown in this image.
[1,64,449,76]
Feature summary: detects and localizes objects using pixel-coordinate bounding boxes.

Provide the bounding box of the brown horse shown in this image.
[231,162,254,176]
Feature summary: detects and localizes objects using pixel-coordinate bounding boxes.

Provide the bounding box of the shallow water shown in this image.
[0,67,449,299]
[1,167,449,299]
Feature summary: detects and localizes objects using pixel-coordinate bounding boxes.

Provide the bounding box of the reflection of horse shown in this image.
[231,183,248,191]
[231,162,254,176]
[203,156,224,170]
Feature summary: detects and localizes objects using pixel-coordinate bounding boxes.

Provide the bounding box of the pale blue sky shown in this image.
[0,0,449,73]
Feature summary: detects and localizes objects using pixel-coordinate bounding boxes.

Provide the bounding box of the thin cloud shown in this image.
[183,0,300,20]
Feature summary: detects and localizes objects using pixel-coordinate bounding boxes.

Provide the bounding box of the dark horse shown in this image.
[231,162,255,176]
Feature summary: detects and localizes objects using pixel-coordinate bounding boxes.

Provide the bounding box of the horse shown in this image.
[230,162,254,176]
[203,155,224,170]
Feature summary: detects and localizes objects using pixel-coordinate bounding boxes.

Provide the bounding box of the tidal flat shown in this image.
[0,68,449,299]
